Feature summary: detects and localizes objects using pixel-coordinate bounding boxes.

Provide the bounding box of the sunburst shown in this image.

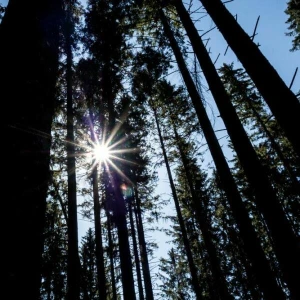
[81,121,139,186]
[93,143,111,162]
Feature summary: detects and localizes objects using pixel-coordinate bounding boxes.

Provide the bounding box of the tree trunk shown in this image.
[172,125,232,300]
[91,167,107,298]
[198,0,300,158]
[173,3,300,297]
[104,66,136,300]
[105,206,118,300]
[153,107,208,300]
[88,110,107,299]
[245,95,300,194]
[129,199,145,300]
[160,9,287,300]
[1,1,61,299]
[133,187,155,300]
[65,4,80,299]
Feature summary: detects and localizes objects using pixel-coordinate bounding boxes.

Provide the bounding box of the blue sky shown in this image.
[209,0,299,93]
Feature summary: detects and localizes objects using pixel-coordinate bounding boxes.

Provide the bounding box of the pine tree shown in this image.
[80,229,98,300]
[285,0,300,51]
[40,200,68,300]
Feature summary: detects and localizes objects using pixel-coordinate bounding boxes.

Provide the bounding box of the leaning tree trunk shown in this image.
[198,0,300,158]
[173,3,300,297]
[244,95,300,194]
[160,9,287,300]
[153,107,215,300]
[0,1,62,299]
[65,4,80,299]
[171,125,233,300]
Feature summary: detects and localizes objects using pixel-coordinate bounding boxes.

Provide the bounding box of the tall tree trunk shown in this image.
[220,201,262,300]
[103,66,136,300]
[160,9,287,300]
[173,3,300,297]
[91,168,107,298]
[1,1,61,299]
[105,205,118,300]
[171,125,232,300]
[65,4,80,299]
[129,199,145,300]
[198,0,300,158]
[244,95,300,194]
[88,110,107,299]
[133,187,155,300]
[153,107,210,300]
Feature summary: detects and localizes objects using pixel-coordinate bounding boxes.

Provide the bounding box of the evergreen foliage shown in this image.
[285,0,300,51]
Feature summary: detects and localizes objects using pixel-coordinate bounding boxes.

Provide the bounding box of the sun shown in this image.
[79,119,139,183]
[93,144,111,162]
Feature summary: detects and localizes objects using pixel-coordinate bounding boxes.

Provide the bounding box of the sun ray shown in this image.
[106,157,135,187]
[110,147,139,155]
[107,135,129,149]
[105,108,130,146]
[109,154,139,166]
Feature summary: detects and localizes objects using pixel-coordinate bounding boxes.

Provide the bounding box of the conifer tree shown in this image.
[285,0,300,52]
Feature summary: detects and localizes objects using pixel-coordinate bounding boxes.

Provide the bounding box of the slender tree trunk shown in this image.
[173,3,300,297]
[171,125,232,300]
[246,98,300,193]
[105,206,118,300]
[170,248,189,300]
[65,5,80,299]
[129,199,145,300]
[160,9,287,300]
[198,0,300,158]
[153,107,207,300]
[1,1,61,298]
[103,66,136,300]
[91,168,107,298]
[88,110,107,299]
[133,187,155,300]
[220,204,262,300]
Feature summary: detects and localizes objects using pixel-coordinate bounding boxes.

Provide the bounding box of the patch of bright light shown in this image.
[94,144,110,162]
